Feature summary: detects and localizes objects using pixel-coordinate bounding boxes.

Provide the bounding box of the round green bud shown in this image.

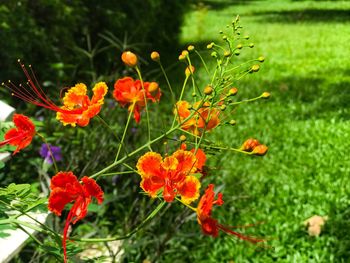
[219,30,223,34]
[229,120,236,125]
[211,51,217,58]
[187,45,195,51]
[192,92,197,97]
[224,51,231,57]
[234,50,240,56]
[258,56,265,62]
[222,35,228,40]
[250,64,260,73]
[220,105,227,111]
[249,43,254,48]
[236,44,243,49]
[244,35,249,40]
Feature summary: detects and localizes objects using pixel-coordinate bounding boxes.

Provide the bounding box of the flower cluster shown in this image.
[0,16,271,261]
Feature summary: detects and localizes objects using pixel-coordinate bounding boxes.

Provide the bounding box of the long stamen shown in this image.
[218,224,265,244]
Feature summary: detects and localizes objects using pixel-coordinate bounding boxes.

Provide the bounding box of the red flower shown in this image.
[48,172,104,263]
[113,77,161,123]
[0,114,35,154]
[136,150,201,203]
[4,62,108,127]
[197,184,264,243]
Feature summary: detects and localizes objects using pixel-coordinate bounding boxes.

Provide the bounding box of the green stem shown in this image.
[96,115,123,144]
[158,61,175,102]
[71,201,166,242]
[115,102,135,162]
[135,66,152,150]
[194,50,209,74]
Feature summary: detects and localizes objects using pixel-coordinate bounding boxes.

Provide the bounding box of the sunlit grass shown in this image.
[162,0,350,262]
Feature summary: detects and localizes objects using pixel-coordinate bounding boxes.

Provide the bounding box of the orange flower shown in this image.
[48,171,104,263]
[174,101,220,135]
[197,184,265,243]
[4,62,108,127]
[0,114,35,154]
[113,77,161,123]
[136,150,202,203]
[56,82,108,127]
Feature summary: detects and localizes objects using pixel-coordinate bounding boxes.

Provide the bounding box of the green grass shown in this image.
[156,0,350,262]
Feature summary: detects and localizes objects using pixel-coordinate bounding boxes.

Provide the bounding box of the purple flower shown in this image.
[39,143,62,164]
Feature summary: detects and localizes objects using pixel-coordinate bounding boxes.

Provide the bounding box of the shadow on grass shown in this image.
[254,9,350,23]
[324,203,350,261]
[199,0,258,10]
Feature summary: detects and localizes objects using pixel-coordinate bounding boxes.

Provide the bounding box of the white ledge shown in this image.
[0,212,49,263]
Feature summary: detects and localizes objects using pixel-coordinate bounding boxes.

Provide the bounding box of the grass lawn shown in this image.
[163,0,350,262]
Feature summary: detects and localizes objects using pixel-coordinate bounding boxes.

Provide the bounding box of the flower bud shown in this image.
[229,119,236,126]
[180,135,187,142]
[224,51,231,57]
[192,92,197,97]
[178,54,186,61]
[121,51,138,67]
[236,44,243,49]
[151,51,160,62]
[220,105,227,111]
[240,138,260,151]
[182,50,189,57]
[148,82,159,93]
[211,51,217,58]
[185,65,195,77]
[234,50,240,56]
[252,144,268,156]
[187,45,195,51]
[249,43,254,48]
[244,35,249,40]
[219,30,223,34]
[222,35,228,40]
[228,87,238,96]
[258,56,265,62]
[250,64,260,73]
[261,92,270,99]
[204,85,213,95]
[207,42,214,49]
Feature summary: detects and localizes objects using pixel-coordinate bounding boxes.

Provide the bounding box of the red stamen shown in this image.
[218,223,265,244]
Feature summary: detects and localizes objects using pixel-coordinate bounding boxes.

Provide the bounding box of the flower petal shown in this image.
[136,152,163,178]
[48,188,76,216]
[178,175,201,204]
[81,176,104,204]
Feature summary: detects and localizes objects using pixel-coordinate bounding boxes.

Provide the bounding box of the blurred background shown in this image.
[1,0,350,262]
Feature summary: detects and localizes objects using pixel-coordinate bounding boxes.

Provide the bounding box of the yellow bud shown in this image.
[207,42,214,49]
[151,51,160,62]
[220,105,227,111]
[222,35,227,40]
[121,51,138,67]
[258,56,265,62]
[185,65,195,77]
[250,64,260,73]
[181,50,189,57]
[179,135,187,142]
[252,144,268,156]
[228,87,238,96]
[178,54,186,61]
[204,85,213,95]
[262,92,270,99]
[148,82,159,93]
[224,51,231,57]
[187,45,195,51]
[249,43,254,48]
[236,44,243,49]
[229,119,236,125]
